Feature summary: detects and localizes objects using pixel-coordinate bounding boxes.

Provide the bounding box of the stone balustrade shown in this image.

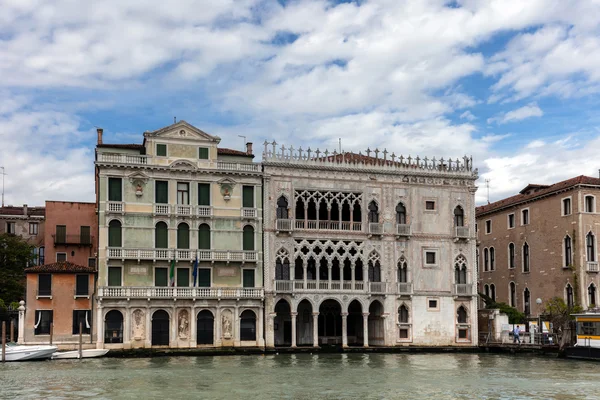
[98,286,264,299]
[97,152,260,172]
[107,247,258,263]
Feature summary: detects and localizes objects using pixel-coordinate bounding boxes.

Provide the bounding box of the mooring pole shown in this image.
[10,320,14,343]
[79,322,83,359]
[2,321,6,362]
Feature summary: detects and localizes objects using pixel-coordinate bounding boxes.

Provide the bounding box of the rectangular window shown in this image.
[425,201,435,210]
[38,274,52,296]
[156,143,167,157]
[108,266,122,286]
[485,220,491,234]
[177,267,190,287]
[177,182,190,205]
[425,251,436,265]
[29,222,39,235]
[88,258,97,269]
[198,268,211,288]
[198,183,210,206]
[522,209,529,225]
[428,299,438,310]
[72,310,91,335]
[562,198,571,216]
[108,177,122,201]
[56,252,67,262]
[242,186,254,208]
[508,214,515,229]
[76,274,89,296]
[198,147,209,159]
[243,269,255,288]
[155,180,169,204]
[34,310,53,335]
[155,267,169,287]
[39,247,45,265]
[458,327,469,339]
[399,328,409,339]
[6,221,15,234]
[80,226,91,245]
[585,196,595,213]
[55,225,66,244]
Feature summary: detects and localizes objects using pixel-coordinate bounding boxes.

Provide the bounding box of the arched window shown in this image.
[589,283,597,307]
[484,284,490,298]
[104,310,123,344]
[483,248,489,272]
[108,220,122,247]
[587,232,596,262]
[454,206,464,227]
[585,195,595,213]
[490,284,496,302]
[368,252,381,282]
[368,201,379,223]
[457,306,467,324]
[454,256,467,284]
[397,258,408,283]
[155,222,168,249]
[243,225,254,251]
[508,243,515,269]
[398,305,409,323]
[523,243,530,272]
[490,247,495,271]
[198,224,210,250]
[566,284,574,309]
[240,310,257,341]
[275,256,290,280]
[564,236,572,267]
[276,196,289,219]
[524,288,531,315]
[509,282,516,307]
[177,223,190,249]
[396,203,407,224]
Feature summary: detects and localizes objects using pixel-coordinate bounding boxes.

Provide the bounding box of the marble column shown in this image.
[257,306,265,347]
[363,312,369,348]
[341,312,348,348]
[312,312,319,347]
[234,306,240,346]
[123,306,131,348]
[17,301,25,344]
[144,307,152,348]
[190,307,197,348]
[291,312,297,348]
[266,312,276,348]
[96,302,104,348]
[215,307,222,347]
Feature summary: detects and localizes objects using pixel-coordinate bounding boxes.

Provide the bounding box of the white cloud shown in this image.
[487,103,544,124]
[460,111,477,121]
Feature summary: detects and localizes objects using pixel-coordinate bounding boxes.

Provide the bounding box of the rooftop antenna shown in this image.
[174,116,176,124]
[485,179,490,204]
[0,166,6,207]
[238,135,247,149]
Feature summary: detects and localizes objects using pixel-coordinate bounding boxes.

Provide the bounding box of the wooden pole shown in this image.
[79,322,83,359]
[10,320,14,343]
[50,322,53,345]
[2,321,6,363]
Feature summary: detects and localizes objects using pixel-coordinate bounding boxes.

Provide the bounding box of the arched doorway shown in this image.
[240,310,257,341]
[368,301,384,346]
[152,310,170,346]
[296,299,314,346]
[274,299,291,347]
[104,310,123,343]
[318,299,342,345]
[347,300,363,346]
[196,310,214,345]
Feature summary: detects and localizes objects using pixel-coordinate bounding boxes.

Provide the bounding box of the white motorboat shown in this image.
[4,343,57,361]
[52,349,110,359]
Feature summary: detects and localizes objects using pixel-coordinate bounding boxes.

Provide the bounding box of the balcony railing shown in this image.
[107,247,257,263]
[455,226,470,238]
[241,208,257,218]
[98,153,148,165]
[216,161,260,172]
[369,281,386,293]
[98,286,264,299]
[397,282,413,295]
[369,223,383,235]
[197,206,212,217]
[107,201,124,213]
[53,234,94,246]
[294,220,362,232]
[274,280,382,293]
[454,283,473,296]
[396,224,411,236]
[587,261,599,272]
[276,219,292,231]
[154,203,170,215]
[176,204,193,216]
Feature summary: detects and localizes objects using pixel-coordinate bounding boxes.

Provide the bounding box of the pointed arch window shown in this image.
[243,225,255,251]
[523,243,530,273]
[457,306,467,324]
[108,220,122,247]
[177,223,190,249]
[398,305,409,323]
[587,232,596,262]
[566,284,574,309]
[155,222,168,248]
[524,288,531,315]
[368,201,379,223]
[454,256,467,284]
[276,196,289,219]
[489,247,495,271]
[397,258,408,283]
[454,206,464,227]
[396,203,407,224]
[564,236,572,267]
[508,243,515,269]
[509,282,516,307]
[484,284,490,298]
[483,248,489,272]
[490,284,496,302]
[275,252,290,281]
[589,283,597,307]
[198,224,210,250]
[368,252,381,282]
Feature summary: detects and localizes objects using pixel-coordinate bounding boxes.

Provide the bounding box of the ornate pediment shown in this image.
[144,120,221,143]
[169,159,198,171]
[217,178,237,201]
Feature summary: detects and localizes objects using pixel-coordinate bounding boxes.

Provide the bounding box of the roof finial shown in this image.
[174,116,176,124]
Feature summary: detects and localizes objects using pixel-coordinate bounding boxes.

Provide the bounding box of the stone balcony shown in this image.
[455,226,470,239]
[587,261,599,272]
[98,286,264,300]
[396,224,411,237]
[453,283,473,296]
[97,152,260,172]
[106,247,258,263]
[274,280,389,294]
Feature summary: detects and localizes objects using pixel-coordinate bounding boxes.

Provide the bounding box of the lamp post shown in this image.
[536,298,543,344]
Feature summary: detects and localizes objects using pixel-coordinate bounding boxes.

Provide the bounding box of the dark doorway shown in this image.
[152,310,170,346]
[318,300,342,346]
[274,300,291,347]
[347,300,363,346]
[196,310,214,345]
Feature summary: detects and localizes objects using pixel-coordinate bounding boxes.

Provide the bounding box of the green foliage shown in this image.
[543,297,582,326]
[479,292,526,324]
[0,233,34,304]
[0,299,6,312]
[10,301,20,310]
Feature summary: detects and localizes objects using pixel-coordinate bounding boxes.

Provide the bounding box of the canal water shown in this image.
[1,353,599,399]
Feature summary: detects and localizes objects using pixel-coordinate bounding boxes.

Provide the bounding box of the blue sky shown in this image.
[1,0,600,206]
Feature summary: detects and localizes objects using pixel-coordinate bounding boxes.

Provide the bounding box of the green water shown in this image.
[1,353,599,399]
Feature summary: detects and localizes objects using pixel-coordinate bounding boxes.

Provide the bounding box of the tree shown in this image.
[0,233,34,304]
[542,297,582,351]
[479,292,526,324]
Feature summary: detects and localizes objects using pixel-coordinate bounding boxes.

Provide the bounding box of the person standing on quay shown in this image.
[513,325,521,344]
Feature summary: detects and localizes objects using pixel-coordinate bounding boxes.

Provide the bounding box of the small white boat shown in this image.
[52,349,110,359]
[4,343,57,361]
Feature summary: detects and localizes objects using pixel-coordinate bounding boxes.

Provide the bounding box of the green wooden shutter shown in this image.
[242,186,254,208]
[198,183,210,206]
[198,224,210,249]
[108,267,122,286]
[177,224,190,249]
[177,268,190,287]
[108,178,122,201]
[155,222,168,248]
[155,268,168,287]
[198,269,211,287]
[55,225,66,244]
[156,144,167,156]
[243,226,254,251]
[155,181,168,203]
[243,269,255,288]
[199,147,209,159]
[108,221,122,247]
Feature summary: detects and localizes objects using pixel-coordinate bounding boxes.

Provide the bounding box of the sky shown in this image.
[1,0,600,207]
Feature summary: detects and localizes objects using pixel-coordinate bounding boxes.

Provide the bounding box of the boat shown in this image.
[3,343,57,361]
[52,349,110,359]
[565,311,600,361]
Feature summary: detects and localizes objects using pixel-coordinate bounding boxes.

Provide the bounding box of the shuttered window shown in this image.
[108,178,122,201]
[243,269,255,288]
[55,225,66,244]
[198,147,209,159]
[243,225,254,251]
[80,226,91,245]
[198,268,211,287]
[198,183,210,206]
[156,144,167,156]
[108,267,122,286]
[155,181,168,204]
[242,186,254,208]
[76,274,89,296]
[155,222,168,248]
[177,224,190,249]
[155,268,168,287]
[198,224,210,249]
[177,268,190,287]
[108,220,122,247]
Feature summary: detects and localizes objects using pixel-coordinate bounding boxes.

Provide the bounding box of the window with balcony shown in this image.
[564,235,572,267]
[455,257,467,284]
[55,225,66,244]
[6,221,15,234]
[72,310,91,334]
[108,266,122,286]
[34,310,53,335]
[454,206,464,227]
[524,288,531,315]
[243,225,254,251]
[523,242,530,272]
[177,223,190,249]
[585,195,595,213]
[198,223,210,250]
[508,213,515,229]
[243,186,254,208]
[177,182,190,205]
[198,268,211,287]
[562,197,572,216]
[508,243,515,269]
[155,267,168,287]
[155,222,168,248]
[155,181,168,204]
[397,258,408,283]
[368,201,379,223]
[108,220,122,247]
[198,183,210,206]
[29,222,39,235]
[108,177,122,201]
[587,232,596,262]
[521,208,529,225]
[156,143,167,156]
[396,203,407,224]
[509,282,516,307]
[276,196,289,219]
[38,274,51,296]
[177,267,190,287]
[76,274,89,296]
[368,255,381,282]
[80,226,91,245]
[243,269,255,288]
[489,247,495,271]
[198,147,209,160]
[275,257,290,280]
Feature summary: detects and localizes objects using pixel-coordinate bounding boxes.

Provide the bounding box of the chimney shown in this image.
[23,204,28,216]
[97,128,103,145]
[246,142,253,155]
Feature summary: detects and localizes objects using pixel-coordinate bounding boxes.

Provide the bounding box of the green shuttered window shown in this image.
[155,181,168,203]
[177,223,190,249]
[108,178,122,201]
[108,267,122,286]
[242,186,254,208]
[108,220,122,247]
[155,222,168,248]
[155,268,168,287]
[198,224,210,249]
[199,147,209,160]
[243,225,254,251]
[243,269,255,288]
[177,268,189,287]
[156,144,167,156]
[198,183,210,206]
[198,269,211,287]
